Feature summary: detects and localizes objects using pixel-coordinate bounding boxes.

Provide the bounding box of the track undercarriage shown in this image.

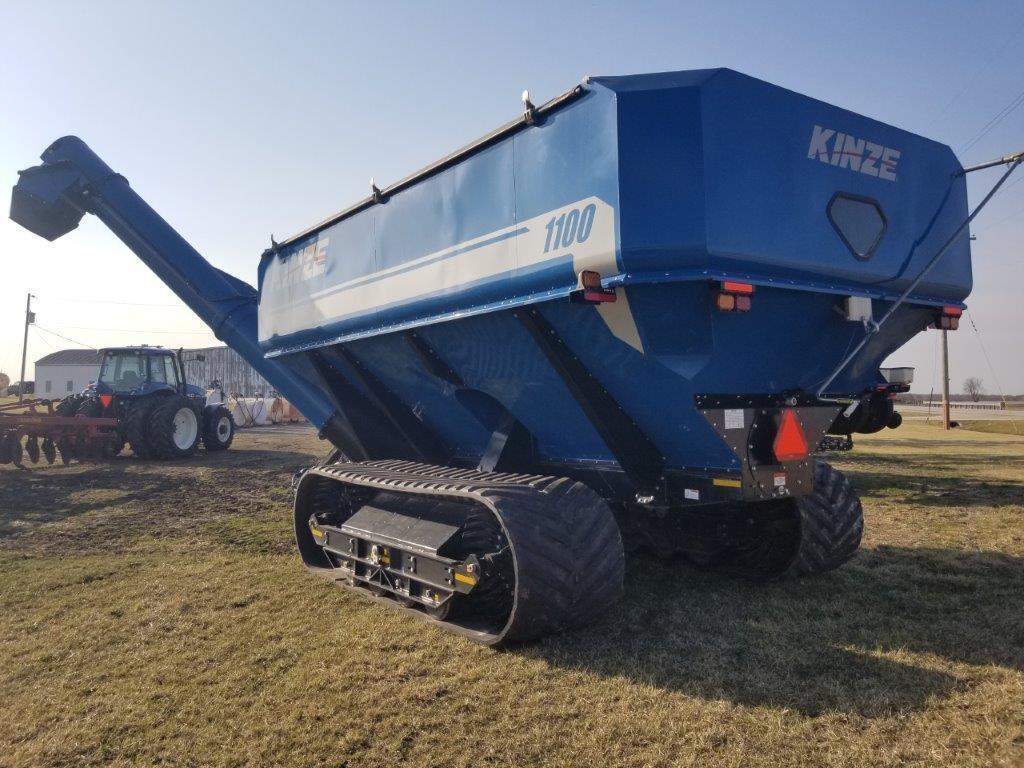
[295,460,625,645]
[294,458,862,646]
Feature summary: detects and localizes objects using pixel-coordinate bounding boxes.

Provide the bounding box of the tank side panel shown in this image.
[342,333,493,459]
[613,84,707,277]
[258,87,621,355]
[410,313,613,463]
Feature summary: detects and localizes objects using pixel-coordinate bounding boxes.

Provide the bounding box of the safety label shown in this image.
[724,409,745,430]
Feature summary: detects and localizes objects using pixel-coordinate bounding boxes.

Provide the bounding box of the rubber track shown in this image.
[299,460,625,646]
[786,460,863,576]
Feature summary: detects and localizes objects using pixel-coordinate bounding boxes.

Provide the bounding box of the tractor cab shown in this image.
[94,347,202,398]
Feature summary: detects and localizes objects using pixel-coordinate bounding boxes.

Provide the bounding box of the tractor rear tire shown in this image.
[123,398,161,459]
[202,405,234,451]
[786,461,863,577]
[147,395,201,459]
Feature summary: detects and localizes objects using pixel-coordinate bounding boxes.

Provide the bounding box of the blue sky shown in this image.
[1,1,1022,394]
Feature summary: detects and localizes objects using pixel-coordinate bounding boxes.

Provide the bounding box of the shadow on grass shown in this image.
[525,546,1023,717]
[0,448,314,539]
[831,454,1024,508]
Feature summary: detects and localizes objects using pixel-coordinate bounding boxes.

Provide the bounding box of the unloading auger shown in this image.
[10,69,979,645]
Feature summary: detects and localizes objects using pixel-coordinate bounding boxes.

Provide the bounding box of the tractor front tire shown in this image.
[148,395,201,459]
[202,405,235,451]
[55,394,83,417]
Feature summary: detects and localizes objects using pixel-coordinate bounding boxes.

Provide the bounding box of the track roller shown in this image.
[294,460,625,646]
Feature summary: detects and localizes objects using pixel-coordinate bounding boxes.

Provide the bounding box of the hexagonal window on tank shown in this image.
[828,193,887,260]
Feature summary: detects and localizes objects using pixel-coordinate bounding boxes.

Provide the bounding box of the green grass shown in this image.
[926,419,1024,436]
[1,424,1022,767]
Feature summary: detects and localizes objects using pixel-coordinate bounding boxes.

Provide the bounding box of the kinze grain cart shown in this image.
[10,69,983,645]
[0,346,234,465]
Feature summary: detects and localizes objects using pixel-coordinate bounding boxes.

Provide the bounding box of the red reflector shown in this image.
[571,270,617,304]
[722,281,754,295]
[98,394,113,409]
[773,410,809,463]
[581,289,617,303]
[942,306,963,317]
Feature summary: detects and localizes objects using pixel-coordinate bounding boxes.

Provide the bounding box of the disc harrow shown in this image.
[0,398,119,468]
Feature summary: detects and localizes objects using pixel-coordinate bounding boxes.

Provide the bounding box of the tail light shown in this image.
[773,409,808,462]
[934,306,961,331]
[716,281,753,312]
[571,270,616,304]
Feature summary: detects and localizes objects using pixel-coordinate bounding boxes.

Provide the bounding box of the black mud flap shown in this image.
[696,394,841,501]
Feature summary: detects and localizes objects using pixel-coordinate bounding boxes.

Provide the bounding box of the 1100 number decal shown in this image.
[543,203,597,253]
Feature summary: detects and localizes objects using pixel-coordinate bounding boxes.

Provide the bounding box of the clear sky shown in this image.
[1,1,1022,395]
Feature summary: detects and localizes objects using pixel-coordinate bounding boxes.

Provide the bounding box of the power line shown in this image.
[33,325,97,350]
[52,324,215,335]
[959,85,1024,156]
[30,326,57,352]
[39,296,191,308]
[977,201,1024,234]
[924,17,1024,131]
[964,309,1020,434]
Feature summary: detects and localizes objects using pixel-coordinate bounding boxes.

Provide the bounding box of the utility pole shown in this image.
[18,293,35,404]
[941,328,951,430]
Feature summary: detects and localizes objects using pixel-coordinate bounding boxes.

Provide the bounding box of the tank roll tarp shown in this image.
[257,68,970,356]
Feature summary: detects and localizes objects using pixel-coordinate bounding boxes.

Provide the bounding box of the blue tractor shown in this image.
[58,346,235,459]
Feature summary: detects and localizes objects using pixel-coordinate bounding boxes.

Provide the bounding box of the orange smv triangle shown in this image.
[773,409,808,463]
[98,394,113,409]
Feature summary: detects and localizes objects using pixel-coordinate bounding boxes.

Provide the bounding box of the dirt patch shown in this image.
[0,426,325,555]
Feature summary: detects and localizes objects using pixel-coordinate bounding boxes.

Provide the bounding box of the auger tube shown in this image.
[9,136,356,450]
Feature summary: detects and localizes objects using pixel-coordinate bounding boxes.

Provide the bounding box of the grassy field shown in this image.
[928,419,1024,437]
[1,423,1022,767]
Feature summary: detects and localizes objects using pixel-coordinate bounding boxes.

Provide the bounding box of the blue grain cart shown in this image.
[10,69,971,644]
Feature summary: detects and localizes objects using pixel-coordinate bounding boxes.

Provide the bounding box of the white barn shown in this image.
[34,349,104,397]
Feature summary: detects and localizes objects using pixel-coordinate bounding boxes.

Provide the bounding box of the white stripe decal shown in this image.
[259,197,618,342]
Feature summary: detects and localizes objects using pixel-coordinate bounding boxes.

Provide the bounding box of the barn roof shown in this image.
[35,349,103,366]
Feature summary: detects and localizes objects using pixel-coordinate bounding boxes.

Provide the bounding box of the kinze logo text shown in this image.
[808,125,900,182]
